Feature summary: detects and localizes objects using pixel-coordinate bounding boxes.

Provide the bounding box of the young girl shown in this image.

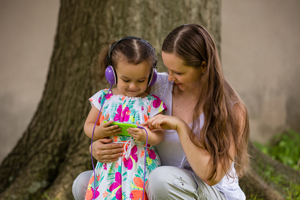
[84,37,166,200]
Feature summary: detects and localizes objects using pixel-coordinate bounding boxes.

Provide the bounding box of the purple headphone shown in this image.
[105,36,158,87]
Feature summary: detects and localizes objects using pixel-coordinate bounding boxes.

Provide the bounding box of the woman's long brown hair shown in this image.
[162,24,250,180]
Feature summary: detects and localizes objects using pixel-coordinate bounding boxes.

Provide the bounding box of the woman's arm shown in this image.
[176,120,236,186]
[84,105,121,140]
[146,114,237,186]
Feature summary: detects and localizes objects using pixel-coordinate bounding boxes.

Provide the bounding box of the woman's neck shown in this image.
[173,84,202,102]
[172,84,205,124]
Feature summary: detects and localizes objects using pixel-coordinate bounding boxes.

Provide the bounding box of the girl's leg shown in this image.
[146,166,225,200]
[72,170,93,200]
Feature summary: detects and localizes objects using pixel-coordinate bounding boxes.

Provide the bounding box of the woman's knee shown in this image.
[72,170,93,200]
[146,166,170,199]
[146,166,198,200]
[147,166,172,187]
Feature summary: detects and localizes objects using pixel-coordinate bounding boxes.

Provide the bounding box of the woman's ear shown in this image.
[201,61,206,74]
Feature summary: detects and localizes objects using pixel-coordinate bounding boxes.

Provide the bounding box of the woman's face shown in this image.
[162,51,203,92]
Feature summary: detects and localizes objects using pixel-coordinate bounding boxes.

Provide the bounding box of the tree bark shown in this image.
[0,0,299,200]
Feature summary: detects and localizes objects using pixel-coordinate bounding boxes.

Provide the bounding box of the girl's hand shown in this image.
[145,115,185,131]
[91,138,124,163]
[127,124,148,142]
[98,114,122,137]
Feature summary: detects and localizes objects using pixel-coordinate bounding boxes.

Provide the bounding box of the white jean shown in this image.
[72,166,226,200]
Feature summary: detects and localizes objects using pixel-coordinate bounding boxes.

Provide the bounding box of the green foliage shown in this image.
[254,129,300,171]
[247,194,264,200]
[254,129,300,199]
[253,162,300,199]
[44,193,59,200]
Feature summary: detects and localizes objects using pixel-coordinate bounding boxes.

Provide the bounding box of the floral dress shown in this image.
[85,89,167,200]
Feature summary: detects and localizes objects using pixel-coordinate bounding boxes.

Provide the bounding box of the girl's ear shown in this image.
[201,61,206,74]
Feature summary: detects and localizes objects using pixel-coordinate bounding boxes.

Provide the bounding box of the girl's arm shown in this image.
[84,105,121,140]
[146,113,240,186]
[127,126,164,146]
[127,113,165,146]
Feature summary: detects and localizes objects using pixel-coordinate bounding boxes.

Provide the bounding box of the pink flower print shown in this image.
[152,95,167,111]
[147,149,156,159]
[109,172,122,200]
[114,105,122,121]
[152,95,161,108]
[89,186,100,200]
[103,163,107,170]
[141,106,144,111]
[105,93,112,100]
[124,145,138,170]
[98,92,112,104]
[124,108,130,121]
[121,107,130,122]
[114,105,130,122]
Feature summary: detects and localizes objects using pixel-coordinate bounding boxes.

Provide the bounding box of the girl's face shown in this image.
[162,51,203,92]
[115,59,151,97]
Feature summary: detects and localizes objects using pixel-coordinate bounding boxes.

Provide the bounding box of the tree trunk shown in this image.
[0,0,298,200]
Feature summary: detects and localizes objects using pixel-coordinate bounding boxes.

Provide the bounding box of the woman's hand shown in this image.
[90,138,123,163]
[145,115,185,131]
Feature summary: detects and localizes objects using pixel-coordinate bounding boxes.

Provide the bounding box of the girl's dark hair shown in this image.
[162,24,250,180]
[97,37,157,83]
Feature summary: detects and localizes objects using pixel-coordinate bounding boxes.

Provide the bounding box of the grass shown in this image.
[254,129,300,199]
[247,194,264,200]
[254,129,300,171]
[44,193,60,200]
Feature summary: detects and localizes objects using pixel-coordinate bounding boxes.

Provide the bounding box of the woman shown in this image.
[73,24,250,200]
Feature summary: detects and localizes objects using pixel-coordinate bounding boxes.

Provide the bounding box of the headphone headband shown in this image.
[107,36,155,66]
[105,36,157,87]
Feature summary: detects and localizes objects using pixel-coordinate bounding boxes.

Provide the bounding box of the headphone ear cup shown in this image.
[148,68,158,87]
[105,66,116,85]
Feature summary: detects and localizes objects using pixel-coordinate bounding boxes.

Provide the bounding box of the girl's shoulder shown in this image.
[144,93,162,101]
[143,94,167,111]
[90,89,113,100]
[93,88,111,96]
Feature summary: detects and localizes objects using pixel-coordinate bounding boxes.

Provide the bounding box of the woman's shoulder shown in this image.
[150,72,171,98]
[157,72,169,83]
